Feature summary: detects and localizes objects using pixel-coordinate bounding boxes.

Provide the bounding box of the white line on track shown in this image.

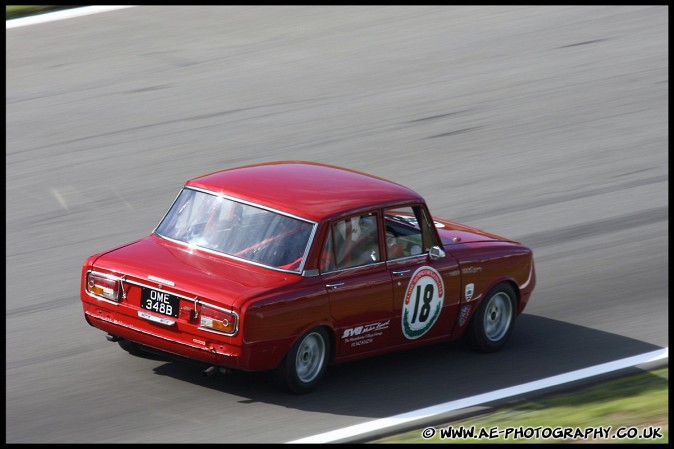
[288,347,668,443]
[6,6,136,29]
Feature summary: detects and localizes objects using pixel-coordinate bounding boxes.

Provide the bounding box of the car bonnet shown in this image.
[433,217,518,245]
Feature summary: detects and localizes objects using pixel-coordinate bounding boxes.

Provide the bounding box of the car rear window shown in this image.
[155,187,315,272]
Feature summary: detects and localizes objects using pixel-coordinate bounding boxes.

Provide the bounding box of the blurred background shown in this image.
[6,6,667,443]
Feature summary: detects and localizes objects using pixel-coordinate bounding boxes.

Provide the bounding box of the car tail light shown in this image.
[86,272,120,302]
[200,304,237,334]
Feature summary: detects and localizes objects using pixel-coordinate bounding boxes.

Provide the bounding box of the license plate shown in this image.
[140,288,180,318]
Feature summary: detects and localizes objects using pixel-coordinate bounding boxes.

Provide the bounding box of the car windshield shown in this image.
[155,187,315,272]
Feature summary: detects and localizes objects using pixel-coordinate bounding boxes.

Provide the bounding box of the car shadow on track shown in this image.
[146,314,664,418]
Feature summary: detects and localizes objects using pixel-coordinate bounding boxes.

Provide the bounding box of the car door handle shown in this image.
[392,269,411,277]
[325,282,345,290]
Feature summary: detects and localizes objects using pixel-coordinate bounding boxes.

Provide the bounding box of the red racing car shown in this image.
[80,161,536,393]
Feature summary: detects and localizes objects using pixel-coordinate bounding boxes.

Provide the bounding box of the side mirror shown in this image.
[428,245,445,261]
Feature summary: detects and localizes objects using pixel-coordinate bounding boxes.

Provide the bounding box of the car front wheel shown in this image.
[278,328,330,394]
[466,283,517,353]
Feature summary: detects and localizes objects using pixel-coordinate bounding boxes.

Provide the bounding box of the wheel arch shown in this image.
[464,279,519,352]
[480,277,520,311]
[282,322,337,367]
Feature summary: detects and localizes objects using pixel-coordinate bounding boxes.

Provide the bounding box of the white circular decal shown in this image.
[402,266,444,339]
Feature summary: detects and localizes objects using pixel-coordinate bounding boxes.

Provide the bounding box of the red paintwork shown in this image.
[80,161,536,374]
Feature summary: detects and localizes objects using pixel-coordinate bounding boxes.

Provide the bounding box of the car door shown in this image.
[319,212,394,358]
[384,205,461,346]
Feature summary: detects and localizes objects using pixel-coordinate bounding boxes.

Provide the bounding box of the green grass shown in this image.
[376,367,668,444]
[6,5,81,20]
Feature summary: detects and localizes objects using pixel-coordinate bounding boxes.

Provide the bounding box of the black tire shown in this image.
[278,328,330,394]
[466,283,517,353]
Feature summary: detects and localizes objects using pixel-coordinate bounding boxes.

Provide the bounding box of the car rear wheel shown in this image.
[278,328,330,394]
[466,283,517,353]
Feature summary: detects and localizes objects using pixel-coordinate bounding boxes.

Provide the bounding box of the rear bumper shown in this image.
[82,294,250,369]
[85,310,246,369]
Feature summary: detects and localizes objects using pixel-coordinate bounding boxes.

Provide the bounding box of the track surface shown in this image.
[6,6,667,443]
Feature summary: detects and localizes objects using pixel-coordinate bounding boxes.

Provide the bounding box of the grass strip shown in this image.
[6,5,81,20]
[376,367,668,444]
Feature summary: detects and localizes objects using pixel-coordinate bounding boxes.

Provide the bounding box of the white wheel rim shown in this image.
[295,332,326,383]
[483,292,513,342]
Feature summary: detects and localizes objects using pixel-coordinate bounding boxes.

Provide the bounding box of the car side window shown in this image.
[320,213,380,272]
[384,206,437,260]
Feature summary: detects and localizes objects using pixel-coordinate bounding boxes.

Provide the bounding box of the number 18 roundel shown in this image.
[401,266,444,339]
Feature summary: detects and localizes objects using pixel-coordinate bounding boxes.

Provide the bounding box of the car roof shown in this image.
[185,161,423,222]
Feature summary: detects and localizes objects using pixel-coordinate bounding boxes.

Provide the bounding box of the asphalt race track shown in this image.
[6,6,668,443]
